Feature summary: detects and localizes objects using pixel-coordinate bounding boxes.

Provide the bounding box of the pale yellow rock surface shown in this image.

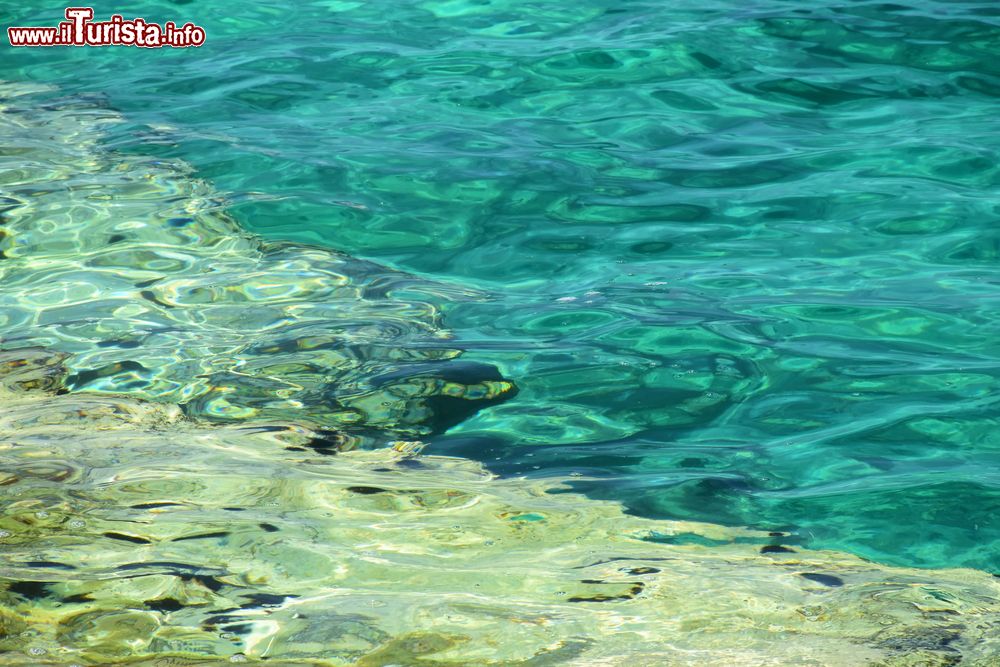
[1,350,999,666]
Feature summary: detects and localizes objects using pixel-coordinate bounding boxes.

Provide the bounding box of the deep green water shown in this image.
[4,0,1000,574]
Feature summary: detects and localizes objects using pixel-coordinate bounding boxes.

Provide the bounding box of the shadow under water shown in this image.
[3,84,1000,666]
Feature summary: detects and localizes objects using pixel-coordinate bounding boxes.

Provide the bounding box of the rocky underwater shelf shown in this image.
[3,348,1000,666]
[1,83,1000,666]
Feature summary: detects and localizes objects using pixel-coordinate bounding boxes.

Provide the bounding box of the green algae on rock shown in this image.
[0,82,514,444]
[1,350,1000,666]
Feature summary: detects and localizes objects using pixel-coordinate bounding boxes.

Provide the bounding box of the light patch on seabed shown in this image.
[0,83,999,666]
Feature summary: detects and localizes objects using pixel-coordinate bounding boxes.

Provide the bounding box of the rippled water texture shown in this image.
[2,0,1000,589]
[0,83,516,445]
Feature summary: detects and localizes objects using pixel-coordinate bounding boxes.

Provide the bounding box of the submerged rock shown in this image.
[0,82,514,443]
[0,368,999,665]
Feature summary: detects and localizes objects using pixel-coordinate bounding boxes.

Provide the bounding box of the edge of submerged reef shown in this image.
[2,348,1000,666]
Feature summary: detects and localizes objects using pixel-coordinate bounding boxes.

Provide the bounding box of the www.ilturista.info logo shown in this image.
[7,7,205,47]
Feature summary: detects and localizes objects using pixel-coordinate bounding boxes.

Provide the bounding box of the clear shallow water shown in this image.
[2,0,1000,577]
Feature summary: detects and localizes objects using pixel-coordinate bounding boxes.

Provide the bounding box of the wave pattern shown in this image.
[3,0,1000,572]
[0,83,515,445]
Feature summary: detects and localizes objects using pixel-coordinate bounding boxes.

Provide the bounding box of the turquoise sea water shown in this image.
[3,0,1000,578]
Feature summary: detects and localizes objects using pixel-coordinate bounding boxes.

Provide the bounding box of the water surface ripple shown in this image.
[3,0,1000,572]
